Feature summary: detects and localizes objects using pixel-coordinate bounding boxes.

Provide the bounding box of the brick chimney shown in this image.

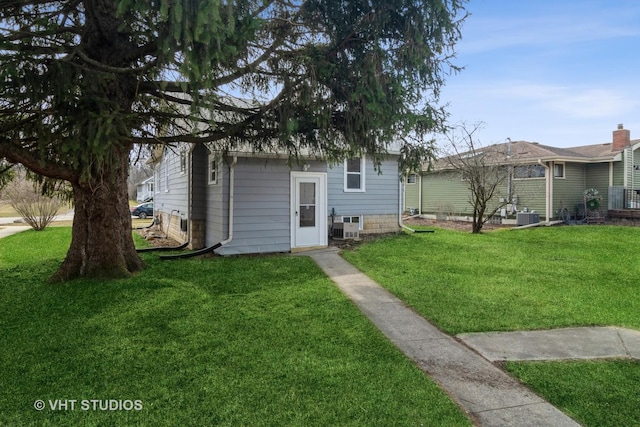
[612,123,630,151]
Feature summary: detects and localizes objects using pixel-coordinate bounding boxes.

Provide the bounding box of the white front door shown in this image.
[291,172,327,249]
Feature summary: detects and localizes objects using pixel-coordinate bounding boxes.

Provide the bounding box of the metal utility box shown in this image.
[332,222,360,239]
[516,212,540,226]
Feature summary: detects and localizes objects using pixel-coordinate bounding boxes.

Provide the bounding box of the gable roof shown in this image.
[426,138,640,172]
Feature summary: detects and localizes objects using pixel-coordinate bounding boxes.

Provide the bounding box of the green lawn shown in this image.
[0,228,469,426]
[505,360,640,427]
[343,226,640,334]
[342,225,640,427]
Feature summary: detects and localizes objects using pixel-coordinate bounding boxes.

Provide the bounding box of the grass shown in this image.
[505,360,640,427]
[342,225,640,427]
[0,228,469,426]
[343,226,640,334]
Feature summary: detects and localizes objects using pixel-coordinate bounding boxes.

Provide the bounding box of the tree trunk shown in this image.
[49,150,144,282]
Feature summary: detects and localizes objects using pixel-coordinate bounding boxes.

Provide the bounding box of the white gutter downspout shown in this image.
[399,176,415,232]
[220,156,238,246]
[418,173,423,215]
[609,161,614,187]
[538,159,551,222]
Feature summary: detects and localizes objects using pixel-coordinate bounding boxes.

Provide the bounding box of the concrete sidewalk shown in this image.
[0,209,74,225]
[0,225,31,239]
[305,248,580,427]
[458,327,640,362]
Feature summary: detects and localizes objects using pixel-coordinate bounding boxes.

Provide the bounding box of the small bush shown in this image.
[4,176,64,231]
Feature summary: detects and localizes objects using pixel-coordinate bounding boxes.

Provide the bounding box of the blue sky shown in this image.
[438,0,640,148]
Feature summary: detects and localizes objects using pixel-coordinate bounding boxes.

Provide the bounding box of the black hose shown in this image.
[133,219,156,230]
[136,241,189,253]
[159,242,223,260]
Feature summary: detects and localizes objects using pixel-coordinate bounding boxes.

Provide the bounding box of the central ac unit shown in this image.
[333,222,360,239]
[516,212,540,226]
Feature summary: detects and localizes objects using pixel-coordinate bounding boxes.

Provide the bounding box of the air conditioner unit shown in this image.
[516,212,540,226]
[332,222,360,239]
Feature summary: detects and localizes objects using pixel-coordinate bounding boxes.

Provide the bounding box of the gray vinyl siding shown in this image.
[153,146,189,214]
[190,144,208,221]
[205,158,228,248]
[214,157,292,255]
[552,162,585,216]
[327,157,400,218]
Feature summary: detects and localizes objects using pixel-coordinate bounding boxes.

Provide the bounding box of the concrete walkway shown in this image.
[0,209,74,226]
[458,327,640,362]
[305,248,580,427]
[0,225,31,239]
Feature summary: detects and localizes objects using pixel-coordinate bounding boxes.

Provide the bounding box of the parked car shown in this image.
[131,202,153,219]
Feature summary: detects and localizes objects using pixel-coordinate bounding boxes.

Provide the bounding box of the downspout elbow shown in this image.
[399,175,416,233]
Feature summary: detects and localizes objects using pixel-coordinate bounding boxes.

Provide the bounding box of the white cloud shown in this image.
[497,83,638,119]
[460,3,640,54]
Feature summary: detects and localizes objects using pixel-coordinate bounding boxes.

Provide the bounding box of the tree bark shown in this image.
[49,149,144,282]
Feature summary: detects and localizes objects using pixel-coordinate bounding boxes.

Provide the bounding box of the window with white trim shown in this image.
[208,154,218,185]
[344,157,365,192]
[407,173,417,184]
[180,150,187,174]
[341,215,363,230]
[553,162,565,178]
[164,158,169,191]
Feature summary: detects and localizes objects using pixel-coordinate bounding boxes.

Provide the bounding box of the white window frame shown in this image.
[553,162,565,179]
[164,158,170,192]
[208,154,218,185]
[407,173,417,184]
[179,150,187,174]
[341,215,363,230]
[344,156,366,192]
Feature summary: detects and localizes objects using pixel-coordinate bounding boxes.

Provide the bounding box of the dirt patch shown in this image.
[329,231,400,250]
[328,218,510,249]
[134,227,183,248]
[403,216,511,232]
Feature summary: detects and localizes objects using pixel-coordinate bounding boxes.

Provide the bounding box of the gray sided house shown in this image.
[405,124,640,222]
[152,143,402,255]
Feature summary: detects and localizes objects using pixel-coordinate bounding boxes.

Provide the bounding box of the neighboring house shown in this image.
[135,177,154,203]
[152,143,402,255]
[405,124,640,222]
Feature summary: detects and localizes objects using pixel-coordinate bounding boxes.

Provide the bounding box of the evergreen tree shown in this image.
[0,0,466,281]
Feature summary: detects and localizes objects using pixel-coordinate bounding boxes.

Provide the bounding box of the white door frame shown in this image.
[290,172,327,249]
